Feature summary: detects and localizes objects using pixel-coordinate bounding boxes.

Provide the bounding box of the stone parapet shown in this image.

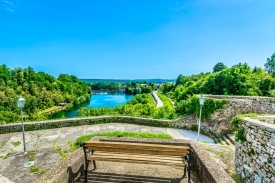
[235,117,275,183]
[0,116,197,134]
[201,95,275,135]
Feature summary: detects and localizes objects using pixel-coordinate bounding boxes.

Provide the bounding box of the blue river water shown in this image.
[49,93,133,119]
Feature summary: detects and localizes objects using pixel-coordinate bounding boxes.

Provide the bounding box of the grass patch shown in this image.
[157,92,173,108]
[230,172,244,183]
[30,166,47,175]
[11,140,21,147]
[38,106,65,115]
[76,131,172,145]
[28,150,38,161]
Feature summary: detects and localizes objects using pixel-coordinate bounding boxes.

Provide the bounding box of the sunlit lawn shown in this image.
[38,106,65,114]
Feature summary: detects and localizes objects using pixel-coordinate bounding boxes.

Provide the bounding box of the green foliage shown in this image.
[231,173,244,183]
[247,148,255,157]
[28,150,38,161]
[77,93,178,120]
[75,131,172,145]
[230,113,259,132]
[30,166,47,175]
[213,62,227,73]
[235,127,246,143]
[162,61,275,102]
[67,140,78,152]
[87,81,155,95]
[264,52,275,75]
[157,92,173,108]
[11,140,21,147]
[52,140,67,160]
[0,65,91,123]
[175,95,228,121]
[128,94,154,105]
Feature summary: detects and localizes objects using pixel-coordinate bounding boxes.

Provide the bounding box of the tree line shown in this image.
[160,52,275,116]
[0,65,91,124]
[87,81,156,95]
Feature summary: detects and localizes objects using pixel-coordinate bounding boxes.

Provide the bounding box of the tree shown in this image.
[264,52,275,75]
[213,62,227,73]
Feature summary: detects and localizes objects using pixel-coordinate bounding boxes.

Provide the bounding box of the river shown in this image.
[49,92,133,119]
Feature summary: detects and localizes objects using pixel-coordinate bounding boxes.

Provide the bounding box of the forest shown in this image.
[0,65,91,124]
[78,53,275,120]
[162,53,275,116]
[1,52,275,123]
[87,81,156,95]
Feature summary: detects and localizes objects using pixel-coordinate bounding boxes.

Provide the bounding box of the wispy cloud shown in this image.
[2,0,15,12]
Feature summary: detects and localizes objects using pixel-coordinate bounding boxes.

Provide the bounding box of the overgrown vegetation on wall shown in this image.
[175,95,229,121]
[230,113,268,142]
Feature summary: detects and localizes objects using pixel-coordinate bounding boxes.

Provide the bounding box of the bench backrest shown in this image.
[84,141,189,156]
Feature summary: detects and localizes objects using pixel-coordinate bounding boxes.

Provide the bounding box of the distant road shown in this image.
[152,91,164,108]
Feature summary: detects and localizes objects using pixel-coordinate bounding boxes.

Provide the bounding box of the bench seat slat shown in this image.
[92,151,186,162]
[85,141,189,151]
[87,146,188,156]
[88,154,187,167]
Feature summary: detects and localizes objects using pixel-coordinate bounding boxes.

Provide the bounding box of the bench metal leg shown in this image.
[82,144,90,183]
[92,160,97,170]
[183,167,187,178]
[187,148,193,183]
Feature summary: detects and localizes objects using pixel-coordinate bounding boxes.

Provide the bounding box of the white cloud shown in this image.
[2,0,15,12]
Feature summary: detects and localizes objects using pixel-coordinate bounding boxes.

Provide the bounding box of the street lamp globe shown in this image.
[16,96,26,109]
[199,94,205,106]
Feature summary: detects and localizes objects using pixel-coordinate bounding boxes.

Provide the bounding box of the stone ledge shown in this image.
[244,117,275,131]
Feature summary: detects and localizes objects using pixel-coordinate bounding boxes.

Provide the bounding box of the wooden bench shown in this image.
[82,141,192,183]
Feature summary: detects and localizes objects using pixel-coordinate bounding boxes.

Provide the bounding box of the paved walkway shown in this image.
[152,91,164,108]
[0,123,213,183]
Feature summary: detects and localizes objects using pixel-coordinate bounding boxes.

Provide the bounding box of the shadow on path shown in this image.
[77,171,187,183]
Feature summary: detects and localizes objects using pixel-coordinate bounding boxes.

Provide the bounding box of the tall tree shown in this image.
[264,52,275,75]
[213,62,227,73]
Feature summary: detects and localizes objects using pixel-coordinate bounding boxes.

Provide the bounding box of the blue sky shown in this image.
[0,0,275,79]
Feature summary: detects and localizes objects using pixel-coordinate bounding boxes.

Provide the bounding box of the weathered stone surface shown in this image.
[235,117,275,183]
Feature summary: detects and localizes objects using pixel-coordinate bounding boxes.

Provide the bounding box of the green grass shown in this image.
[38,106,65,114]
[157,92,173,108]
[146,93,155,105]
[75,130,172,145]
[30,166,47,175]
[12,141,21,147]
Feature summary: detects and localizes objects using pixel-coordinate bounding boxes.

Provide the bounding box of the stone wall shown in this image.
[0,115,197,134]
[1,95,275,136]
[201,95,275,136]
[235,117,275,183]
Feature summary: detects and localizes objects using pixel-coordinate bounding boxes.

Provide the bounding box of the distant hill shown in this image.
[80,79,176,83]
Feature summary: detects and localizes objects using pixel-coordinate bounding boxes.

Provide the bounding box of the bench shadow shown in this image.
[67,164,85,183]
[77,171,185,183]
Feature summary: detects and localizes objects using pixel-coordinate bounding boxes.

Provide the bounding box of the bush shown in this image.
[75,131,172,145]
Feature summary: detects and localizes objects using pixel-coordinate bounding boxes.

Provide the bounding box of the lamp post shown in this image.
[16,96,26,154]
[197,94,205,142]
